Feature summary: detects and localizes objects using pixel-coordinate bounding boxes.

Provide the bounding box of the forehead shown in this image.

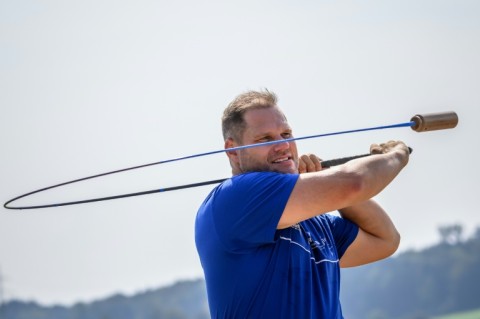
[243,107,291,134]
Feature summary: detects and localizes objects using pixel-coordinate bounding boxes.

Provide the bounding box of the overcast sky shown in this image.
[1,0,479,306]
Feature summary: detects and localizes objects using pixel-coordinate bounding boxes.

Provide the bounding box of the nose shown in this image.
[273,138,290,152]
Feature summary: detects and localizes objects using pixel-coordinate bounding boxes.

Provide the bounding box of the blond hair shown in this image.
[222,89,278,141]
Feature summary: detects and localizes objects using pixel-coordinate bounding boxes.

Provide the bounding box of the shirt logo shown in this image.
[280,224,338,264]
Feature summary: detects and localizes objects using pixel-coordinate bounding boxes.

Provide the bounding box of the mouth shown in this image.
[272,156,292,164]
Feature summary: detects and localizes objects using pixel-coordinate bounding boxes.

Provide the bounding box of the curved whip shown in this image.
[3,111,458,210]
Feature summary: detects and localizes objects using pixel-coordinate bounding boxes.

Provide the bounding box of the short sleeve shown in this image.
[211,172,299,253]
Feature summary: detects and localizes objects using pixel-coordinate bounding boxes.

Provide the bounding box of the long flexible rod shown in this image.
[3,121,416,210]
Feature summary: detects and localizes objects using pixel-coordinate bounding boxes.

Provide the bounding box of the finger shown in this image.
[312,155,322,171]
[370,143,383,154]
[298,159,307,174]
[299,154,312,173]
[299,154,322,173]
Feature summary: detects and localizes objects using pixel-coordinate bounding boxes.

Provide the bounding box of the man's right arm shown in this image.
[277,141,409,229]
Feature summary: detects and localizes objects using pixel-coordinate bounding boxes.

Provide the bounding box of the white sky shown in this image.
[1,0,479,306]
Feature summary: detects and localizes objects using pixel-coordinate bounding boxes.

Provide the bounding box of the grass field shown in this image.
[434,309,480,319]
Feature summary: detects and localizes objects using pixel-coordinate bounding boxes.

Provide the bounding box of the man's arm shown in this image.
[278,140,409,230]
[338,199,400,267]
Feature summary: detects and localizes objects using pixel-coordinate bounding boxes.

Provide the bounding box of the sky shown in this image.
[1,0,479,306]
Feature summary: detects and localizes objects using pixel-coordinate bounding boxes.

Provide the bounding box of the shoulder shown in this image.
[205,172,299,210]
[227,171,299,189]
[214,172,298,198]
[232,171,298,182]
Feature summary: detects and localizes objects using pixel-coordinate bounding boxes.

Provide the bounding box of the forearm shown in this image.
[338,147,409,204]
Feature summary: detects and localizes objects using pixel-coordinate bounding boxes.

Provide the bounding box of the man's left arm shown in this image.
[338,200,400,268]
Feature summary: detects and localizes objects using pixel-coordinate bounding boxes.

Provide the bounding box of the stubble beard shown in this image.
[238,153,299,175]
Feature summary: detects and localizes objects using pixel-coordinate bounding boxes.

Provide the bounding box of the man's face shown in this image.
[228,107,299,174]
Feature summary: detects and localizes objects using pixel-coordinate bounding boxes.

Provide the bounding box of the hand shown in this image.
[370,140,410,156]
[298,153,323,174]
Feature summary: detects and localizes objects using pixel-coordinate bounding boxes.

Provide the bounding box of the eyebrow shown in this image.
[252,127,293,139]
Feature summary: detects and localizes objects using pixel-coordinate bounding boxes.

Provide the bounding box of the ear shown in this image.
[224,138,238,158]
[225,137,241,165]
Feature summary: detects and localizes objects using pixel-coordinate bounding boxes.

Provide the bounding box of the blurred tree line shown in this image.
[0,280,209,319]
[341,224,480,319]
[1,224,479,319]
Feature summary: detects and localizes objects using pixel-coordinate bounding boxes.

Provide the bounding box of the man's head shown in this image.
[222,89,278,142]
[222,90,299,175]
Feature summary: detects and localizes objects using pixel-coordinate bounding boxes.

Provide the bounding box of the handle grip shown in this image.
[411,111,458,132]
[321,147,413,168]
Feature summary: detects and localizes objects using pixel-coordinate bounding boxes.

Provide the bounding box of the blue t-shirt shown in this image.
[195,172,359,318]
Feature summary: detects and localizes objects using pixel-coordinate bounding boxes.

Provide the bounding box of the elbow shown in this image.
[392,230,401,254]
[384,230,401,258]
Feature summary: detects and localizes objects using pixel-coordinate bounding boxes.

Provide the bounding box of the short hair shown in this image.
[222,89,278,141]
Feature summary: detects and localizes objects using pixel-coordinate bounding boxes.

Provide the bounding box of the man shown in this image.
[195,90,409,318]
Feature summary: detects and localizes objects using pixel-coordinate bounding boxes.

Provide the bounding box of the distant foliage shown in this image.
[1,225,480,319]
[434,308,480,319]
[438,224,464,245]
[0,280,209,319]
[341,226,480,319]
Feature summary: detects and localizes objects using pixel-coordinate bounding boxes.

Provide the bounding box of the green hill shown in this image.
[434,308,480,319]
[0,280,209,319]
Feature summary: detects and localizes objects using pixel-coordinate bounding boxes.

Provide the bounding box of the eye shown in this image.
[282,132,293,139]
[257,136,272,143]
